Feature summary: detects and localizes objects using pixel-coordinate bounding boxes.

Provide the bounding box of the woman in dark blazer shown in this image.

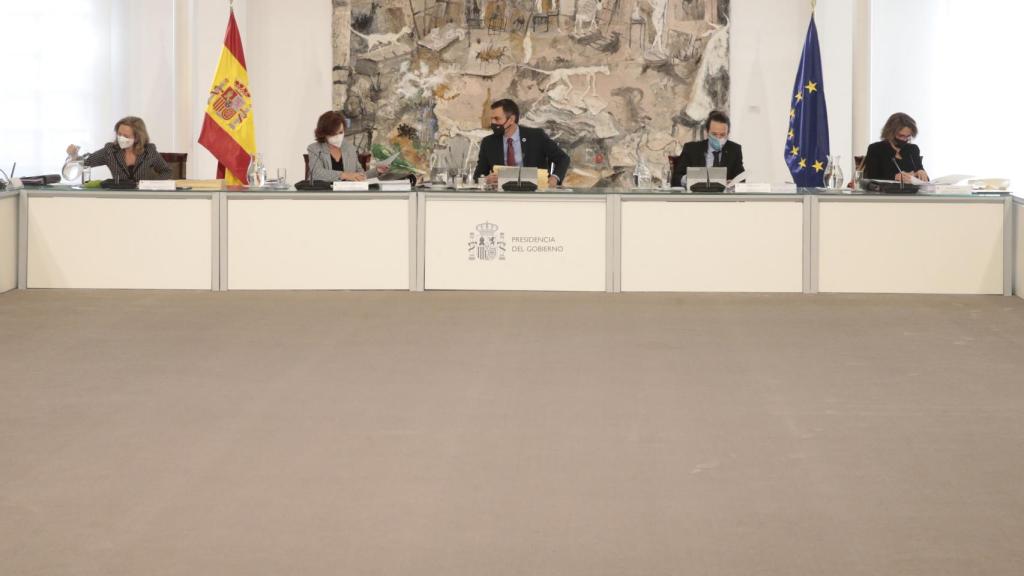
[862,112,929,183]
[306,111,376,182]
[66,116,172,182]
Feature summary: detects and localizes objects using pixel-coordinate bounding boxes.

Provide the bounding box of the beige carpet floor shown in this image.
[1,290,1023,575]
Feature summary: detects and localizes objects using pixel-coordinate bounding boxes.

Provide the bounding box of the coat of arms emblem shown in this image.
[468,222,506,261]
[208,79,252,130]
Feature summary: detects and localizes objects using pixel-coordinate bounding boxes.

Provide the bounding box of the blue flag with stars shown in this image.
[786,15,829,187]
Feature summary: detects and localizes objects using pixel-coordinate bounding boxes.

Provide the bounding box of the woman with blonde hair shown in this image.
[66,116,172,182]
[862,112,929,183]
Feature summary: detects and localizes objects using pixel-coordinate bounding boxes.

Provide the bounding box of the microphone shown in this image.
[892,157,904,190]
[306,148,317,182]
[689,167,725,193]
[501,162,537,191]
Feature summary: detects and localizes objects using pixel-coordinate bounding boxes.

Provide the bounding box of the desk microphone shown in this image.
[689,166,725,193]
[502,164,537,191]
[892,158,904,190]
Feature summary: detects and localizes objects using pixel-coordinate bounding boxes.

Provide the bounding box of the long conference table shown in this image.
[2,185,1022,298]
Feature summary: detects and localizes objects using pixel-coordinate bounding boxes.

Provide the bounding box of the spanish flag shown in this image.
[198,8,255,185]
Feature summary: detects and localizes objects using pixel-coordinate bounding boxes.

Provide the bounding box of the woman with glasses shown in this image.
[862,112,929,183]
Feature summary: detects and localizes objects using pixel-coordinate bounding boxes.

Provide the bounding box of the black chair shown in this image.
[160,152,188,180]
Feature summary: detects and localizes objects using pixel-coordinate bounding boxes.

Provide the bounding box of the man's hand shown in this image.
[547,175,559,188]
[485,173,499,185]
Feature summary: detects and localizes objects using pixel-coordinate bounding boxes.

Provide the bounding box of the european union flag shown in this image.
[785,15,829,187]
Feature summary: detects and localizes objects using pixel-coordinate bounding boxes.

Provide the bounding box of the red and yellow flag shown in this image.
[198,9,255,185]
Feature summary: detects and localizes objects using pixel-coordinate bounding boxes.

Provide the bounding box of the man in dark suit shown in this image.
[473,99,571,188]
[670,110,745,188]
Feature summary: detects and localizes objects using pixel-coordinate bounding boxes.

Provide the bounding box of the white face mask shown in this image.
[327,134,344,148]
[117,135,135,149]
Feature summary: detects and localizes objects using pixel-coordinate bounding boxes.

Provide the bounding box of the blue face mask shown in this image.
[709,136,726,151]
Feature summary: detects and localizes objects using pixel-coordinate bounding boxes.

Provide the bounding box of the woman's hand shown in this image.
[340,171,366,182]
[376,163,389,175]
[914,170,929,182]
[66,144,80,158]
[895,172,915,183]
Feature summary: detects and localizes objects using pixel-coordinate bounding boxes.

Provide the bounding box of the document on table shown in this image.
[912,174,973,186]
[928,174,973,185]
[138,180,176,191]
[333,181,369,191]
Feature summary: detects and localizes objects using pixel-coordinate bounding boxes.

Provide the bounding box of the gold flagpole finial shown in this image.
[811,0,817,13]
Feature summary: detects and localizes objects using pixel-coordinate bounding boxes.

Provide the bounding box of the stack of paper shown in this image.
[377,180,412,191]
[139,180,176,191]
[176,179,224,190]
[930,174,973,185]
[734,182,772,193]
[333,181,370,191]
[930,185,974,195]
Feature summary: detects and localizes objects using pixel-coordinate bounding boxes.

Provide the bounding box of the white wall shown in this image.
[111,0,175,152]
[731,0,858,183]
[0,0,174,179]
[872,0,1024,187]
[178,0,333,182]
[246,0,334,183]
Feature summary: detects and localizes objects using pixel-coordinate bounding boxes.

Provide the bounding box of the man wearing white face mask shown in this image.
[66,116,172,182]
[670,110,745,188]
[306,111,378,182]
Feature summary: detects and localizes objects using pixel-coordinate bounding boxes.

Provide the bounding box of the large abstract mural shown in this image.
[333,0,729,187]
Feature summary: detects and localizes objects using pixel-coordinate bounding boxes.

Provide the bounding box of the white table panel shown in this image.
[1016,203,1024,300]
[0,194,16,293]
[424,197,606,291]
[27,196,212,289]
[819,201,1004,294]
[621,200,804,292]
[227,197,411,290]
